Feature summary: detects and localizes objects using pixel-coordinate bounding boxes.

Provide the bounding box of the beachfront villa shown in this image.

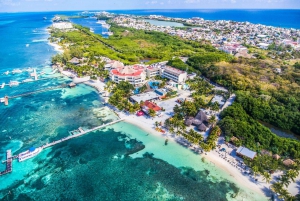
[161,66,187,83]
[109,65,146,85]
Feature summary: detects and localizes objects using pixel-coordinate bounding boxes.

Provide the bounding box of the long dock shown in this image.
[0,118,124,176]
[42,119,124,149]
[8,84,67,99]
[0,150,13,176]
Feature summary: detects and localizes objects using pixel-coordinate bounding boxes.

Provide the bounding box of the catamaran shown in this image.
[18,147,42,162]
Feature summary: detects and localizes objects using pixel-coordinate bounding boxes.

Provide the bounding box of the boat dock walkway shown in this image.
[0,118,124,176]
[0,150,13,176]
[42,119,124,149]
[8,84,68,99]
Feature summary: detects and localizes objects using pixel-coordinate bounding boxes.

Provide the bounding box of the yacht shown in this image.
[18,147,42,162]
[4,71,9,75]
[12,69,22,74]
[9,81,20,87]
[1,83,5,89]
[102,24,111,29]
[90,28,94,33]
[96,20,106,25]
[0,98,4,103]
[22,78,34,83]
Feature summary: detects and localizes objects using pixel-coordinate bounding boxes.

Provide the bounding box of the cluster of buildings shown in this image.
[99,57,188,86]
[52,16,73,30]
[111,15,300,56]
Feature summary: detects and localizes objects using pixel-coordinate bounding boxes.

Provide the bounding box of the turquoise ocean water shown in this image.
[0,11,283,200]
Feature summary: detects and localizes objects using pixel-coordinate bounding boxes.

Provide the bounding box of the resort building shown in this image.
[146,66,161,78]
[130,91,160,103]
[161,66,187,83]
[109,65,146,85]
[236,146,256,160]
[104,60,124,71]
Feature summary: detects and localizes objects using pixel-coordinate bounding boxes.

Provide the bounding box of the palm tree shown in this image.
[169,127,175,134]
[154,121,159,128]
[262,171,271,184]
[252,166,259,178]
[209,115,217,126]
[280,175,291,188]
[286,169,299,183]
[271,182,283,194]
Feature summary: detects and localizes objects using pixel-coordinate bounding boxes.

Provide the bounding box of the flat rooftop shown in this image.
[130,91,160,103]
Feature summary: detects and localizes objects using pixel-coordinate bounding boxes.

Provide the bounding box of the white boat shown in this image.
[18,147,42,162]
[12,69,22,74]
[0,98,4,103]
[4,71,9,75]
[1,83,5,89]
[96,20,106,25]
[25,68,33,72]
[102,24,111,29]
[90,28,94,33]
[22,78,34,83]
[9,81,20,87]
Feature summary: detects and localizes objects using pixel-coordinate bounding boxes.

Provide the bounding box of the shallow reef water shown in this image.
[1,128,238,201]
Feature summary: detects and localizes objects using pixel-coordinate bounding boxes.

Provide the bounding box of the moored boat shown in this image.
[18,147,42,162]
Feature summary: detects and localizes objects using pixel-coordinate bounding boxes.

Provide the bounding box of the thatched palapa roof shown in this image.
[198,123,207,132]
[273,154,281,160]
[192,119,202,126]
[184,117,194,126]
[195,110,208,123]
[283,159,295,167]
[261,149,272,156]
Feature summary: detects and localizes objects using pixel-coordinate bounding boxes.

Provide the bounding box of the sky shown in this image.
[0,0,299,12]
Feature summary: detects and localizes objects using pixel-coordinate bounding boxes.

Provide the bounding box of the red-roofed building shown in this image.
[109,65,146,85]
[142,101,161,114]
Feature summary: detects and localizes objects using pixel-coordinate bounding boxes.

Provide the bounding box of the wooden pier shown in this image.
[0,118,124,176]
[5,84,68,101]
[42,119,124,149]
[0,150,13,176]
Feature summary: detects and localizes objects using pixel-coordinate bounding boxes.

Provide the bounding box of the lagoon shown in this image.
[145,19,185,27]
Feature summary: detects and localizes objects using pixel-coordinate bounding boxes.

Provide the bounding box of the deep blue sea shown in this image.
[0,10,292,200]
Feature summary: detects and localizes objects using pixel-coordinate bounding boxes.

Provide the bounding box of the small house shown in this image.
[236,146,257,160]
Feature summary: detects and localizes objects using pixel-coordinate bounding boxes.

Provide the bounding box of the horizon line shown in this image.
[1,8,300,13]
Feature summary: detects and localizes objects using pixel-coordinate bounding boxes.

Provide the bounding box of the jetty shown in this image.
[0,118,124,176]
[42,119,124,149]
[0,150,13,176]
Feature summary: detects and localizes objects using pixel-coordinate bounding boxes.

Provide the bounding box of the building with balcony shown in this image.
[146,66,161,78]
[109,65,146,85]
[161,66,187,83]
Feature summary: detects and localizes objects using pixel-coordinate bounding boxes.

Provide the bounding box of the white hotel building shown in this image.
[161,66,187,83]
[109,65,146,86]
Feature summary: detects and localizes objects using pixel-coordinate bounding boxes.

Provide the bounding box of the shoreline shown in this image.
[121,116,268,200]
[45,26,299,199]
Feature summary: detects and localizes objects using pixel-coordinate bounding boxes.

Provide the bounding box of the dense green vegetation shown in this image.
[107,81,140,113]
[187,55,300,136]
[166,57,191,72]
[219,103,300,158]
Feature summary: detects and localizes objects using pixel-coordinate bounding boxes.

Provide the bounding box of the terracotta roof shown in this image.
[111,66,144,77]
[143,101,161,112]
